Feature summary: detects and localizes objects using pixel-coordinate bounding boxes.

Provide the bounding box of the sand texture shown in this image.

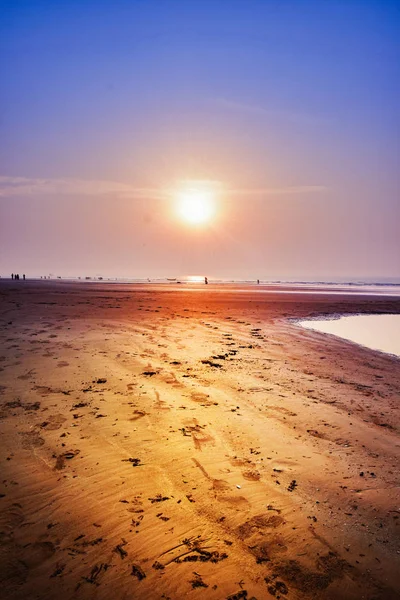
[0,281,399,600]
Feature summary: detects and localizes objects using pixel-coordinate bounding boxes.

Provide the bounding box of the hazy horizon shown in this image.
[1,1,399,280]
[2,273,400,286]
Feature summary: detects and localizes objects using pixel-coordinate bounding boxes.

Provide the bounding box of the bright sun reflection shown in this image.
[176,185,216,225]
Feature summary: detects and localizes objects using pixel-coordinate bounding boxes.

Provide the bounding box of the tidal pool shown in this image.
[298,314,400,357]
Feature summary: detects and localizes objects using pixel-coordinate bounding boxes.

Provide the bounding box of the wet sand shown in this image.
[0,281,399,600]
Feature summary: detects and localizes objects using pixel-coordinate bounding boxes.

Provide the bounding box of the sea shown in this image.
[15,275,400,297]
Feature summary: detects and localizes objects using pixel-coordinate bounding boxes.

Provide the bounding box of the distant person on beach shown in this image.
[23,274,25,280]
[205,276,208,285]
[11,273,14,280]
[257,279,260,284]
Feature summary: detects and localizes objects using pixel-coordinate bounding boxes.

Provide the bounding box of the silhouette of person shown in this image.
[11,273,14,280]
[257,279,260,284]
[205,276,208,285]
[23,274,26,280]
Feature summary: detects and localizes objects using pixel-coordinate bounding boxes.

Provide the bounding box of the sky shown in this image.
[0,0,399,280]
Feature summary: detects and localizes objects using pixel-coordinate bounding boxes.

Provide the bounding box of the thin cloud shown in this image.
[0,175,326,199]
[227,185,326,195]
[0,176,164,200]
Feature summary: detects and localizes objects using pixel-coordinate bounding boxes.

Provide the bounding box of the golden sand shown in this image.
[0,281,399,599]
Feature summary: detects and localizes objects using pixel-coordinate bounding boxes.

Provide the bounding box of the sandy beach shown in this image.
[0,281,399,600]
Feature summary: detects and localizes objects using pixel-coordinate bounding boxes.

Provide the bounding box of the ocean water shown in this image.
[9,276,400,296]
[298,314,400,357]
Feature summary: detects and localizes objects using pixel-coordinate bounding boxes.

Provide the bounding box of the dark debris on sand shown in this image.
[83,563,110,586]
[201,359,223,368]
[226,591,249,600]
[131,564,146,580]
[190,574,208,589]
[114,539,128,559]
[149,494,170,503]
[122,457,142,467]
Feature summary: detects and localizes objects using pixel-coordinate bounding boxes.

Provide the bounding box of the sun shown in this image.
[176,187,216,225]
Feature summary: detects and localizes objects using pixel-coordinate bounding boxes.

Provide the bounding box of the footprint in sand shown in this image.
[130,410,146,422]
[212,479,231,492]
[251,535,288,564]
[160,371,182,387]
[229,457,255,468]
[235,514,289,562]
[154,390,170,411]
[17,370,37,381]
[0,549,28,587]
[192,432,215,450]
[0,506,30,585]
[242,470,261,481]
[32,385,58,396]
[19,431,45,450]
[182,418,215,450]
[191,458,229,493]
[190,392,214,406]
[0,502,24,534]
[39,414,67,431]
[190,458,236,504]
[267,405,297,417]
[237,513,285,539]
[271,552,351,595]
[19,541,56,568]
[217,495,250,509]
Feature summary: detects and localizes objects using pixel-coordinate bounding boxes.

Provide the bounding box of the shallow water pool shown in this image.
[298,314,400,357]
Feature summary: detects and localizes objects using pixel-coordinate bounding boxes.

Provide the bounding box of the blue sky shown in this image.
[1,1,399,279]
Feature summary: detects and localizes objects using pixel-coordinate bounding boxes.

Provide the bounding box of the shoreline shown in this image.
[0,282,399,599]
[2,278,400,295]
